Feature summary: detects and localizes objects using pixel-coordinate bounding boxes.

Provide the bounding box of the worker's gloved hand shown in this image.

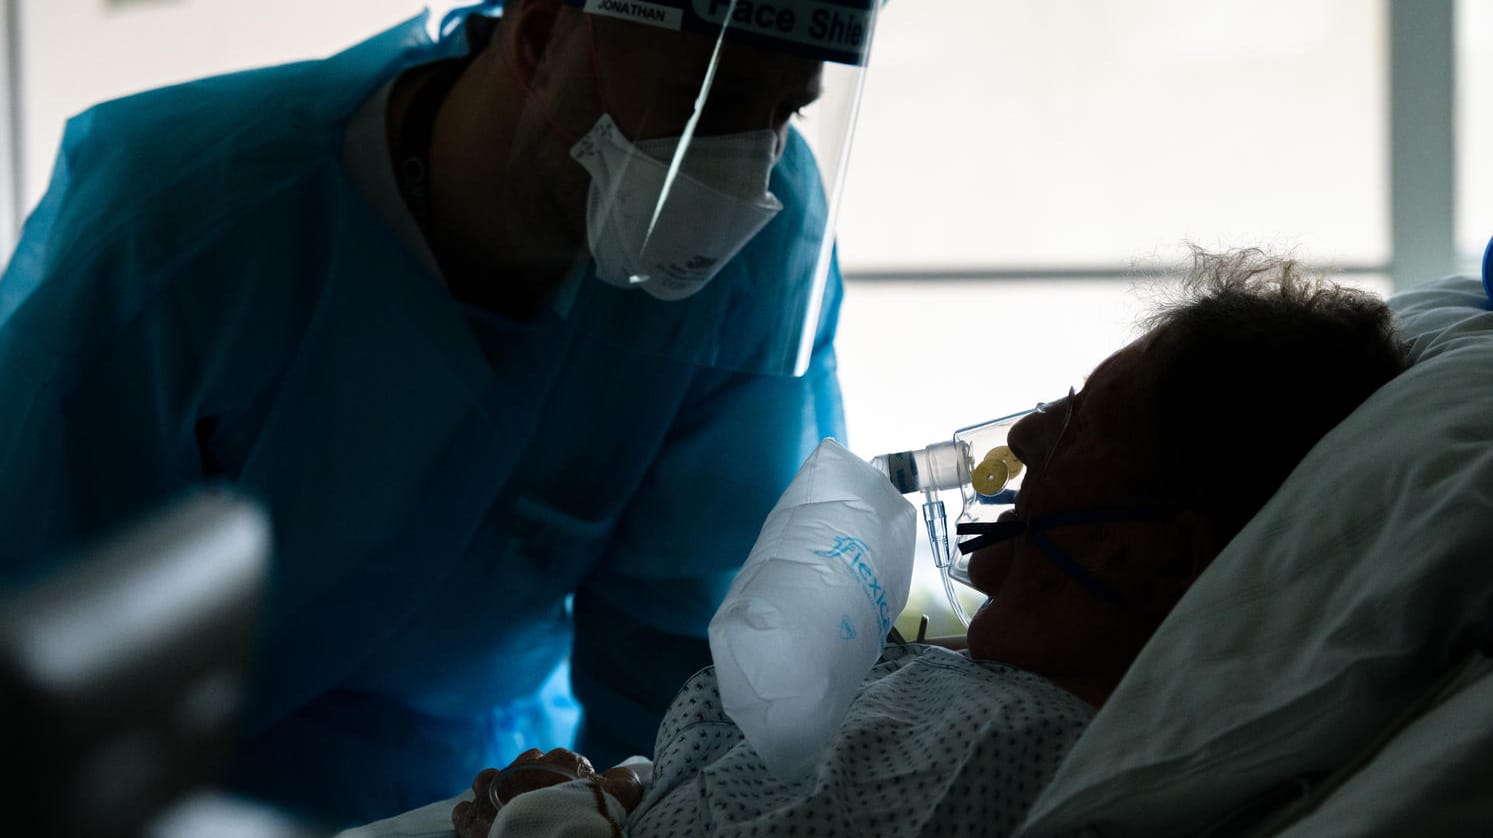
[452,748,646,837]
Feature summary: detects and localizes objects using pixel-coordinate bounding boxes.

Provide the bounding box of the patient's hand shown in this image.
[452,766,501,838]
[451,748,645,838]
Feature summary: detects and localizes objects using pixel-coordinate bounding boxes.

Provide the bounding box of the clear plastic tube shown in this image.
[921,493,949,569]
[941,566,975,627]
[869,440,966,494]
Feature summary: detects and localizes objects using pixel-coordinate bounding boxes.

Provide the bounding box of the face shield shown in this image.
[448,0,878,376]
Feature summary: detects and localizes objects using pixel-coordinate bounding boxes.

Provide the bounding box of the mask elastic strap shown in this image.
[1027,526,1129,607]
[1031,507,1174,530]
[955,508,1174,549]
[956,507,1174,608]
[953,520,1025,555]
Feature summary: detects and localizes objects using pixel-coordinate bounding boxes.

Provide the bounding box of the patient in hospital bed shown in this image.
[353,249,1410,837]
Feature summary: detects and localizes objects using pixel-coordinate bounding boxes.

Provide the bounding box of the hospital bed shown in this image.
[345,269,1493,837]
[1016,270,1493,836]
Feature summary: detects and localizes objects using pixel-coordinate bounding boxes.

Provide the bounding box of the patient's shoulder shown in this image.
[653,666,734,753]
[867,645,1097,735]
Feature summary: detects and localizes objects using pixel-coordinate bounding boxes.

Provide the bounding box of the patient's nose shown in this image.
[1008,409,1061,473]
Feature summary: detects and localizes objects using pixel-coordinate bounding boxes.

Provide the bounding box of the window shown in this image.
[1458,0,1492,270]
[0,0,19,256]
[0,0,1475,637]
[837,0,1388,273]
[833,1,1402,637]
[16,0,422,217]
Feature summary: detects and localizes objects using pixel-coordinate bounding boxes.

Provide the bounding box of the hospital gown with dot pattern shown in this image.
[629,644,1095,837]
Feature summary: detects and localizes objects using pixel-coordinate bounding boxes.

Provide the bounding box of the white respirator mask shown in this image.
[570,113,784,301]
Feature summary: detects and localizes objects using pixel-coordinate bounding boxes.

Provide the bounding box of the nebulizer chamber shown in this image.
[870,412,1029,627]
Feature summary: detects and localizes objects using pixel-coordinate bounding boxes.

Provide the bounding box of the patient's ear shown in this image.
[1146,509,1220,616]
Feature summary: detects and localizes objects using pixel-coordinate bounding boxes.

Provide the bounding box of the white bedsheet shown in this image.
[1277,659,1493,836]
[334,791,465,838]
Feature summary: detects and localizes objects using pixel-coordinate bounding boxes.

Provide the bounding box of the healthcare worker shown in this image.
[0,0,880,825]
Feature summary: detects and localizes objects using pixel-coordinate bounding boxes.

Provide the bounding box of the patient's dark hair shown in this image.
[1139,247,1408,544]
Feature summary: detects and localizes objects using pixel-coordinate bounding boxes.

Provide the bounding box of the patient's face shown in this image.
[964,337,1181,692]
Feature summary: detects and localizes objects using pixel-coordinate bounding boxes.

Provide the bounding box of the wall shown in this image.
[19,0,423,211]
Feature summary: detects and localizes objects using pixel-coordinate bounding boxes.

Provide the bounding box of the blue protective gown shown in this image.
[0,14,844,826]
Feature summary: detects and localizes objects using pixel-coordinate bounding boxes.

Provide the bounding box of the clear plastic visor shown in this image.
[499,0,878,376]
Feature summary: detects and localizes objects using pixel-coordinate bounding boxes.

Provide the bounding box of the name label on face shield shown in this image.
[583,0,684,29]
[568,0,876,66]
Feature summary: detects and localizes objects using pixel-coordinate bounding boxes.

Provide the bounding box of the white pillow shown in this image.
[1017,275,1493,837]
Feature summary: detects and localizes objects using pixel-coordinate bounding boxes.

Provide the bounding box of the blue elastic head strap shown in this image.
[956,507,1174,607]
[1482,234,1492,304]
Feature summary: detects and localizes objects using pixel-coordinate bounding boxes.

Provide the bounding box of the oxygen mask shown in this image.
[870,391,1074,626]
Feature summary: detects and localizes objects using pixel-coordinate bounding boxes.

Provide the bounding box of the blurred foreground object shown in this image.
[0,492,292,837]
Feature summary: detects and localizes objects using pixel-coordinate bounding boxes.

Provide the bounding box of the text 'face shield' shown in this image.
[505,0,879,376]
